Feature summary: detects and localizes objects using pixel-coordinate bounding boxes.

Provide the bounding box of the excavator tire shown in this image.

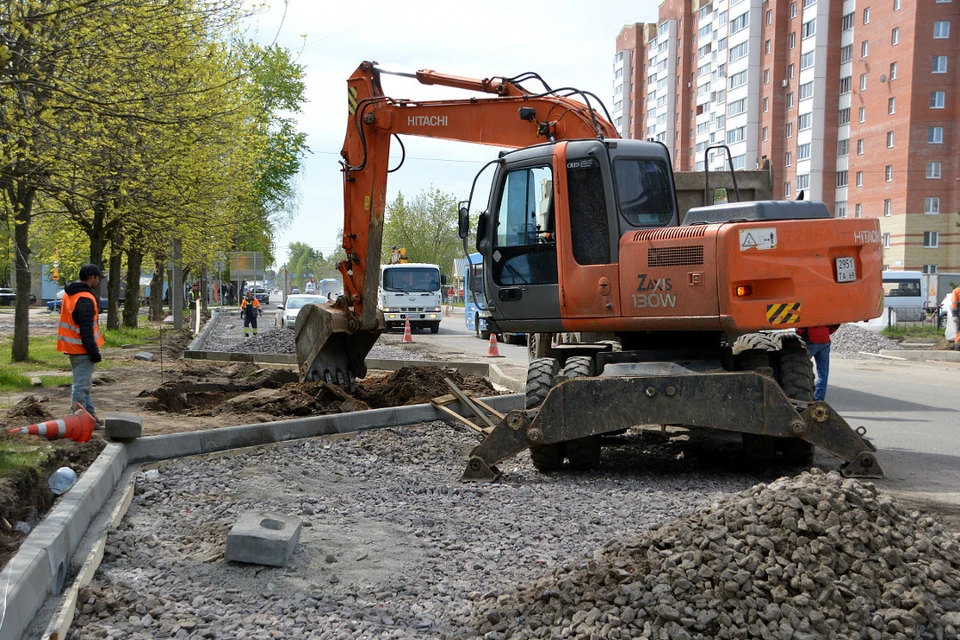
[560,356,602,470]
[526,358,564,471]
[732,332,781,355]
[776,341,816,465]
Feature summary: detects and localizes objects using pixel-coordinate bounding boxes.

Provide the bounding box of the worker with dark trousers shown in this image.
[797,325,840,401]
[57,264,106,422]
[241,289,261,337]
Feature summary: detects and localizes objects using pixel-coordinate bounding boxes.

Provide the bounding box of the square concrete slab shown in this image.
[225,511,302,567]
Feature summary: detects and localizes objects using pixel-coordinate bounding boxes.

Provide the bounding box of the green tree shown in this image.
[382,188,460,279]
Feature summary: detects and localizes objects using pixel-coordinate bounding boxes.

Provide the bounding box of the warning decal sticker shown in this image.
[766,302,801,325]
[740,228,777,251]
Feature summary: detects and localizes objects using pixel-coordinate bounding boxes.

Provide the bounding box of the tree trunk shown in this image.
[10,184,36,362]
[88,201,107,268]
[106,243,122,330]
[123,247,144,328]
[149,258,165,322]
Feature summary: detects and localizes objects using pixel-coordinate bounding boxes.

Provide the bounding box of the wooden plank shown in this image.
[470,397,505,421]
[444,379,496,429]
[431,402,488,435]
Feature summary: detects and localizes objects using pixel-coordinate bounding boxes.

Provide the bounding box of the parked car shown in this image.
[936,294,953,331]
[275,294,325,329]
[0,288,37,305]
[243,286,270,304]
[47,290,108,312]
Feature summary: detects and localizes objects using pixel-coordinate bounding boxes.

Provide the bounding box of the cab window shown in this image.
[492,165,557,285]
[613,158,675,226]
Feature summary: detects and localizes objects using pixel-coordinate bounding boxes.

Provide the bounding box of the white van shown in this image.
[882,270,925,322]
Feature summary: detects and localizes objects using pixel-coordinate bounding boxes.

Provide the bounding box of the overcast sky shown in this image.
[249,0,658,269]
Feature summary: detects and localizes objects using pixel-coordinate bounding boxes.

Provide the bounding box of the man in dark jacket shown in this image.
[56,264,105,420]
[796,324,840,401]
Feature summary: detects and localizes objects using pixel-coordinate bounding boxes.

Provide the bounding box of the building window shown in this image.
[788,64,795,79]
[790,33,797,49]
[786,122,793,138]
[787,92,795,108]
[835,201,847,218]
[861,41,869,58]
[803,0,817,7]
[797,174,809,190]
[799,82,814,100]
[924,231,939,248]
[856,204,863,218]
[885,165,893,182]
[859,107,866,123]
[927,162,942,179]
[765,40,771,55]
[888,97,896,114]
[856,171,863,187]
[837,171,848,187]
[767,9,773,25]
[890,62,898,80]
[785,182,792,197]
[925,197,940,214]
[790,3,797,18]
[729,70,748,89]
[863,7,871,23]
[764,69,770,85]
[731,12,749,33]
[840,77,851,94]
[728,98,748,116]
[717,37,727,52]
[884,199,892,216]
[886,132,894,148]
[727,126,746,144]
[802,19,816,39]
[894,0,901,9]
[841,45,852,64]
[930,91,946,109]
[763,97,769,112]
[730,41,749,61]
[785,151,793,167]
[800,52,815,70]
[838,138,848,156]
[933,56,948,74]
[798,143,811,160]
[891,28,899,45]
[883,232,891,248]
[839,108,850,125]
[842,13,854,31]
[934,21,950,39]
[800,113,813,130]
[763,127,769,141]
[860,74,867,91]
[928,126,944,143]
[857,139,864,155]
[923,265,938,275]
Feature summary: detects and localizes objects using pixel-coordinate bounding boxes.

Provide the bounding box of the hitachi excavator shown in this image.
[295,60,885,482]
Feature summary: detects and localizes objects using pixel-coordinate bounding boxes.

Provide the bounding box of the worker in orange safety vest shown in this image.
[56,264,106,422]
[241,289,261,337]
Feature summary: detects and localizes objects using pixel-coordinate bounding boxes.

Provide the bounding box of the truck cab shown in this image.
[378,263,443,333]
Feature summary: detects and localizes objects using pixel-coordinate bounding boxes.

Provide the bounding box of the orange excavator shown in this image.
[295,61,885,481]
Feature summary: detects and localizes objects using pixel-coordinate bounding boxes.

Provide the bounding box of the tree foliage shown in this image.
[382,188,460,278]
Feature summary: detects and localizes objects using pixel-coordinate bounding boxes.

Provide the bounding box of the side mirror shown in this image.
[458,206,470,239]
[277,304,285,310]
[441,274,448,285]
[476,211,488,251]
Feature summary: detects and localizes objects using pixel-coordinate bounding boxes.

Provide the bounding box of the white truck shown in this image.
[379,263,443,333]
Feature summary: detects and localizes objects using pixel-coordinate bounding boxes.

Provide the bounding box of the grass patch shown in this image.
[102,326,159,347]
[0,435,52,479]
[880,325,944,339]
[0,368,31,390]
[39,375,73,388]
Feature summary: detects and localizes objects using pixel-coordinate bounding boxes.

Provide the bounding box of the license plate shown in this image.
[836,257,857,283]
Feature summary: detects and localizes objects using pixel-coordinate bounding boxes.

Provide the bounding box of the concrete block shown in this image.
[225,511,301,567]
[104,413,143,440]
[134,351,155,362]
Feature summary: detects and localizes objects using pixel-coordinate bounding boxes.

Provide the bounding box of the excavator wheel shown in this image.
[775,340,816,465]
[526,357,564,471]
[736,349,779,463]
[560,356,602,470]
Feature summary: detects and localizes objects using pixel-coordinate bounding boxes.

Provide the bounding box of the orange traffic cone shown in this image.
[402,318,413,343]
[8,404,96,443]
[486,333,504,357]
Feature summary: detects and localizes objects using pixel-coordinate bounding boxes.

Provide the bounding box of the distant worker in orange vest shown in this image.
[241,289,261,337]
[952,286,960,351]
[56,264,106,422]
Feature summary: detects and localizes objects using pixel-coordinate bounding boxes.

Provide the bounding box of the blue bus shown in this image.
[464,253,525,344]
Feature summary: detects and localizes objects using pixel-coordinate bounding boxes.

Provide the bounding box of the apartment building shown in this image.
[614,0,959,273]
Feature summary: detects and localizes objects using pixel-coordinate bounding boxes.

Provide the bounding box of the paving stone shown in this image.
[134,352,155,362]
[225,511,301,567]
[105,413,143,440]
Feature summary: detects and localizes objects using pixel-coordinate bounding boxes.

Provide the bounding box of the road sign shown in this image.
[229,252,264,279]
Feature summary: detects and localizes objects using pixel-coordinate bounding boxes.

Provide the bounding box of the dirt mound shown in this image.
[3,395,55,423]
[355,366,496,408]
[139,367,299,413]
[219,382,370,417]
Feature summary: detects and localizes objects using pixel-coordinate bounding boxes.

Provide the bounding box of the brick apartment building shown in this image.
[614,0,960,274]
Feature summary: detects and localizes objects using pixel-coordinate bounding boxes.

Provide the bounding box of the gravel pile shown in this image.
[200,312,426,361]
[69,423,754,640]
[831,324,901,359]
[474,469,960,639]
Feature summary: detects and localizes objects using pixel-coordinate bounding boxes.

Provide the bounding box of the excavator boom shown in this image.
[296,61,618,384]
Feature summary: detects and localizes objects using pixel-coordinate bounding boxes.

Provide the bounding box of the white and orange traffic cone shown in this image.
[402,318,413,343]
[8,404,96,443]
[486,333,504,357]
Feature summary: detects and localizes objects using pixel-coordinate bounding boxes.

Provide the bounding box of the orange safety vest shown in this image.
[241,297,261,312]
[56,291,105,354]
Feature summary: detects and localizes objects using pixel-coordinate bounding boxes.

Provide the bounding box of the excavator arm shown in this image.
[295,60,618,384]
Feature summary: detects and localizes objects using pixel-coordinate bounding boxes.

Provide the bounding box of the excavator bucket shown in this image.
[294,301,385,387]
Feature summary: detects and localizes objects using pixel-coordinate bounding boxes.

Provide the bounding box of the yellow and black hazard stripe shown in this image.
[348,87,358,115]
[766,302,801,325]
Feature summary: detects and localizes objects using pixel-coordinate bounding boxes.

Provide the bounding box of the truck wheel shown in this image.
[430,323,439,334]
[560,356,602,470]
[526,358,564,471]
[474,315,481,339]
[776,342,816,465]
